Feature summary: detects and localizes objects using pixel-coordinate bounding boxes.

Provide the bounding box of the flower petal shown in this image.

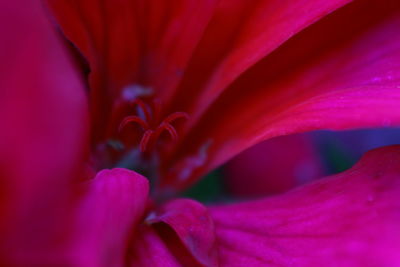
[165,0,400,190]
[0,0,88,263]
[167,0,351,117]
[224,133,324,197]
[71,168,149,266]
[148,199,217,267]
[210,145,400,266]
[129,225,183,267]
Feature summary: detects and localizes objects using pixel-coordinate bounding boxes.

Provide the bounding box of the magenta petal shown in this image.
[71,168,149,266]
[0,0,88,263]
[210,146,400,266]
[130,226,182,267]
[0,0,88,212]
[149,199,217,267]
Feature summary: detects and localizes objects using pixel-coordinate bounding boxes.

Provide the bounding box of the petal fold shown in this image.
[130,226,183,267]
[149,199,218,267]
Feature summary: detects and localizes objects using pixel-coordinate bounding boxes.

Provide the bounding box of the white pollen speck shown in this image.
[145,212,157,224]
[177,140,212,181]
[122,84,153,101]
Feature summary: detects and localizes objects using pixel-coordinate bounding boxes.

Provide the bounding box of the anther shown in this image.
[119,115,149,131]
[164,112,189,124]
[131,99,152,122]
[153,122,178,142]
[140,130,154,152]
[119,98,189,153]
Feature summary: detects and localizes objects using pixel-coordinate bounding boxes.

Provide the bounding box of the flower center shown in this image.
[119,98,188,154]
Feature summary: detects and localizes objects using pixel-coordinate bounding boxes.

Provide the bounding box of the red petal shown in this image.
[167,0,351,117]
[224,133,324,197]
[165,0,400,190]
[0,0,88,263]
[210,145,400,266]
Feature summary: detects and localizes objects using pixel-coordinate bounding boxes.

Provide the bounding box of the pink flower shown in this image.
[1,0,400,266]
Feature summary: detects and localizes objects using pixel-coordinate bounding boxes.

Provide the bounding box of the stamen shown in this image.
[153,122,178,142]
[118,98,189,154]
[131,99,152,122]
[164,112,189,123]
[149,98,162,123]
[163,123,178,141]
[119,115,149,131]
[140,130,154,152]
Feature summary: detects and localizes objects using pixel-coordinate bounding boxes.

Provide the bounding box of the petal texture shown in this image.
[165,0,400,190]
[72,168,149,267]
[130,199,216,267]
[0,0,88,264]
[210,145,400,266]
[167,0,352,120]
[130,226,183,267]
[150,199,217,267]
